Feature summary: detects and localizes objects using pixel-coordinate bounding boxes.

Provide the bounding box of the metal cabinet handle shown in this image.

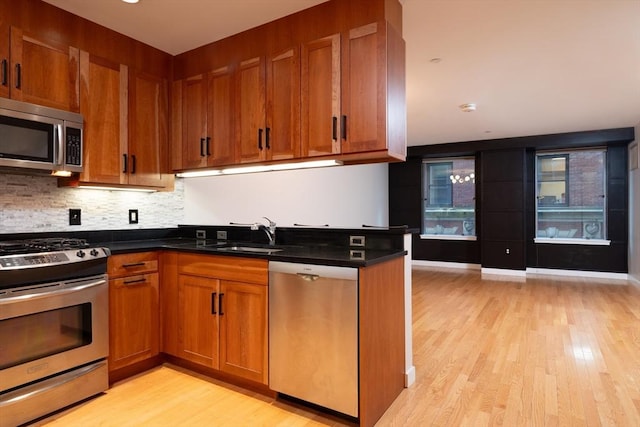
[1,59,7,86]
[200,138,206,157]
[123,154,128,173]
[332,116,337,141]
[211,292,217,315]
[122,262,145,268]
[265,127,271,149]
[131,155,136,174]
[341,115,347,140]
[123,276,146,285]
[219,293,224,315]
[206,136,211,156]
[258,128,263,150]
[15,63,21,89]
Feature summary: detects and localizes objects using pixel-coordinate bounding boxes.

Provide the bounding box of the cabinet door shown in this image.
[266,48,300,161]
[181,74,208,169]
[128,70,169,187]
[207,66,235,166]
[341,22,385,154]
[0,22,9,99]
[178,274,219,369]
[109,273,160,371]
[9,27,79,112]
[236,56,266,164]
[219,280,268,384]
[79,51,127,185]
[301,34,341,157]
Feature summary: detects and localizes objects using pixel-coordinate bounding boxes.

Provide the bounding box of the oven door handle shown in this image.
[0,360,106,407]
[0,277,106,304]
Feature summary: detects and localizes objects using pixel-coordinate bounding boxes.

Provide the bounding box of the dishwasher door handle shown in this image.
[296,273,320,281]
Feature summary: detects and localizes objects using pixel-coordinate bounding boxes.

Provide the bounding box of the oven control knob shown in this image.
[90,249,99,257]
[76,250,86,258]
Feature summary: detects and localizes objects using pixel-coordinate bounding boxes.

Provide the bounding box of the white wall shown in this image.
[630,122,640,283]
[182,163,389,228]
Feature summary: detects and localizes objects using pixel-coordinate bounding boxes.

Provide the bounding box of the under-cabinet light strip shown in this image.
[176,160,343,178]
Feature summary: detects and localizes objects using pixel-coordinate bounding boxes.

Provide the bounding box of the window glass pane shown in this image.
[536,150,606,239]
[423,158,475,236]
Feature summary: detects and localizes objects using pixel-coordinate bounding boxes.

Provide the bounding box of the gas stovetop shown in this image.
[0,238,110,289]
[0,238,90,255]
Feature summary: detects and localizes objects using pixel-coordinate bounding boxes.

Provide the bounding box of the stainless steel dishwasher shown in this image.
[269,261,358,417]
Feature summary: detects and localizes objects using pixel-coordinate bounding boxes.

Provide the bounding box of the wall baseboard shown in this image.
[526,267,628,281]
[412,260,481,270]
[412,260,631,282]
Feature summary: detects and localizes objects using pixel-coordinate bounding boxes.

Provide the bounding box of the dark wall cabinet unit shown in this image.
[480,149,527,270]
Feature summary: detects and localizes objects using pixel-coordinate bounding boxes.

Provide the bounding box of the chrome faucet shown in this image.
[251,217,276,245]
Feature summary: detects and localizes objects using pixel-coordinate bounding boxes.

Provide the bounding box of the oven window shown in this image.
[0,303,92,369]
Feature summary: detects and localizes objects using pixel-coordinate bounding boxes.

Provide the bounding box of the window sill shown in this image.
[420,234,477,241]
[534,238,611,246]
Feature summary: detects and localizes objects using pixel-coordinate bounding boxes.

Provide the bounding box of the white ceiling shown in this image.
[43,0,640,147]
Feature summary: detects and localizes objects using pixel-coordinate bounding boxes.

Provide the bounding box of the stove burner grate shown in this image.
[0,238,89,255]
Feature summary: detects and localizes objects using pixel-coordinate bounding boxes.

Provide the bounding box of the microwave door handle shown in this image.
[55,124,64,166]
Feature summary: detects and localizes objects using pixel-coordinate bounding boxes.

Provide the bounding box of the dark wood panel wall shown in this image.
[389,128,634,273]
[480,149,527,270]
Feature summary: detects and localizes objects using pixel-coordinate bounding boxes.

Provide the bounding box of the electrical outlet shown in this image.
[69,209,81,226]
[196,230,206,239]
[505,248,510,254]
[216,230,227,240]
[129,209,139,224]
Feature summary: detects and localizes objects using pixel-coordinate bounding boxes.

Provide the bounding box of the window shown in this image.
[536,149,606,241]
[423,158,476,237]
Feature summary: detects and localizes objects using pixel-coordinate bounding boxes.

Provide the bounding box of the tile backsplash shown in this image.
[0,174,184,233]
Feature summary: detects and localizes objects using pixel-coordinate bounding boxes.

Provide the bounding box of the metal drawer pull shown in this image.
[219,293,224,315]
[122,262,146,268]
[296,273,320,281]
[123,277,146,285]
[211,292,217,314]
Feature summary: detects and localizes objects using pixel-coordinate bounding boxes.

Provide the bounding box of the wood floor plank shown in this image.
[35,268,640,426]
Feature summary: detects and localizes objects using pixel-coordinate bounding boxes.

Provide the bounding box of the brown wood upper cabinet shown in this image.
[301,34,341,157]
[341,22,406,160]
[178,66,235,169]
[128,70,171,188]
[236,48,301,164]
[0,25,79,112]
[76,51,170,188]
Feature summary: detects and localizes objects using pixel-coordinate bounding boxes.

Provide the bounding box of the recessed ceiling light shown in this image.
[122,0,139,3]
[459,103,476,112]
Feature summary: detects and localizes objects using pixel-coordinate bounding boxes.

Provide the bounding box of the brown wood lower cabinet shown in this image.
[108,252,160,374]
[163,252,269,385]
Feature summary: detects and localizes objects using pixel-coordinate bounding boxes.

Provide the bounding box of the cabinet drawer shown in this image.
[108,252,159,277]
[178,253,268,285]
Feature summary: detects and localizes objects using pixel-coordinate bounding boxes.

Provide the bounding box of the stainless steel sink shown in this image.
[216,245,283,254]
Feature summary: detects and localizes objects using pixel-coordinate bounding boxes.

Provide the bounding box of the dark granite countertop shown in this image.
[103,237,406,268]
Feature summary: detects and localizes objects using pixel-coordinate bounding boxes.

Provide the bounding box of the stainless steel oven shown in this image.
[0,238,109,427]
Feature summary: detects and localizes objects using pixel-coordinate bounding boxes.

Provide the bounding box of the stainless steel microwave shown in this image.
[0,98,83,175]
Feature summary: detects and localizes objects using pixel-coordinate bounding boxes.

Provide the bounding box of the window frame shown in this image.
[421,157,477,241]
[534,148,610,245]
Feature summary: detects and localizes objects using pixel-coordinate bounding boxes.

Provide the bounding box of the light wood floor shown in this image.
[37,268,640,426]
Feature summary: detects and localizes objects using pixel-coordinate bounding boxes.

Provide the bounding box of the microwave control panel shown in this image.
[65,127,82,166]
